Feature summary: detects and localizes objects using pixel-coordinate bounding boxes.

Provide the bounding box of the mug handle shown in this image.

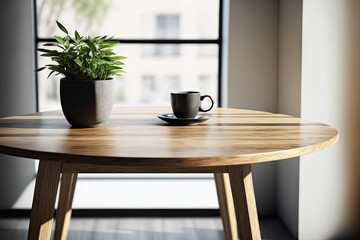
[199,95,214,112]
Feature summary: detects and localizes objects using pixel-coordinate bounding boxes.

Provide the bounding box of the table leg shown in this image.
[228,164,261,240]
[28,160,62,240]
[214,173,238,240]
[54,173,78,240]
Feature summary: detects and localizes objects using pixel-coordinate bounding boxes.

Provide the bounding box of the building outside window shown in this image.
[199,74,217,98]
[36,0,220,110]
[154,15,180,56]
[141,75,157,103]
[162,75,181,101]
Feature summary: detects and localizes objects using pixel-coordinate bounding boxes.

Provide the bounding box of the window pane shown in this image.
[37,44,218,111]
[36,0,219,39]
[156,15,180,39]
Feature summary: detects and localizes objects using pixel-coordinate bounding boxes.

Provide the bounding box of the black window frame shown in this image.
[33,0,223,111]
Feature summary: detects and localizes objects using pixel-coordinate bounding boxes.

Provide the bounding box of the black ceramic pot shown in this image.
[60,78,114,127]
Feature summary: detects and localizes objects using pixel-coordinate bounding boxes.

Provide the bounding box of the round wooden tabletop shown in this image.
[0,107,338,168]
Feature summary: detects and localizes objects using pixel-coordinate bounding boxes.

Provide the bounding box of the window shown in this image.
[199,75,216,97]
[35,0,222,110]
[162,75,181,101]
[154,15,180,56]
[198,44,218,57]
[156,15,180,38]
[141,75,157,102]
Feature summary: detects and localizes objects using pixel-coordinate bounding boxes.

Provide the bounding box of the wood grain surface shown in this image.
[28,161,62,240]
[214,173,238,240]
[54,173,78,240]
[0,107,338,168]
[228,165,261,240]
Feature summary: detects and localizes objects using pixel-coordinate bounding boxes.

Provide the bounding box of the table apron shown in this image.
[61,162,229,173]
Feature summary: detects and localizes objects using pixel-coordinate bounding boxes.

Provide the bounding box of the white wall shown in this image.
[228,0,279,216]
[0,0,36,208]
[299,0,360,238]
[228,0,279,113]
[225,0,360,238]
[277,0,302,237]
[229,0,360,237]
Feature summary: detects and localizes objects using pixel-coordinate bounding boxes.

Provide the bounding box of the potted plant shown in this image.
[37,21,126,127]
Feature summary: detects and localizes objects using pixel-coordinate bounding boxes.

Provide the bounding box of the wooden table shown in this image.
[0,107,338,240]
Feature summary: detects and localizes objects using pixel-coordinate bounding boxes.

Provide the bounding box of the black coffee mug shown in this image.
[171,91,214,118]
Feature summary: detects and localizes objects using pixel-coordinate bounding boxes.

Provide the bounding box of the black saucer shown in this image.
[158,113,212,125]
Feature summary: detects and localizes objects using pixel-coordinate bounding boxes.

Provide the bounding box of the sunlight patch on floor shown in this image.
[12,178,219,209]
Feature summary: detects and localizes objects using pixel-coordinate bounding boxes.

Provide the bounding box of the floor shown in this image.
[0,217,295,240]
[8,175,295,239]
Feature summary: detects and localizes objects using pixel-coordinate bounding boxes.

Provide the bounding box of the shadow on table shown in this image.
[0,109,327,130]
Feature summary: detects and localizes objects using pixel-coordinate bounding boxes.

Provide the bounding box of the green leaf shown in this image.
[95,59,114,64]
[100,50,116,56]
[99,41,119,49]
[84,40,96,52]
[109,69,126,76]
[42,43,57,47]
[41,53,59,57]
[55,36,64,44]
[47,70,56,78]
[75,59,82,67]
[51,57,60,62]
[37,48,56,53]
[106,65,122,70]
[56,21,68,34]
[48,65,64,74]
[114,69,127,73]
[110,56,127,60]
[75,30,81,43]
[35,67,46,72]
[54,44,65,50]
[65,39,70,48]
